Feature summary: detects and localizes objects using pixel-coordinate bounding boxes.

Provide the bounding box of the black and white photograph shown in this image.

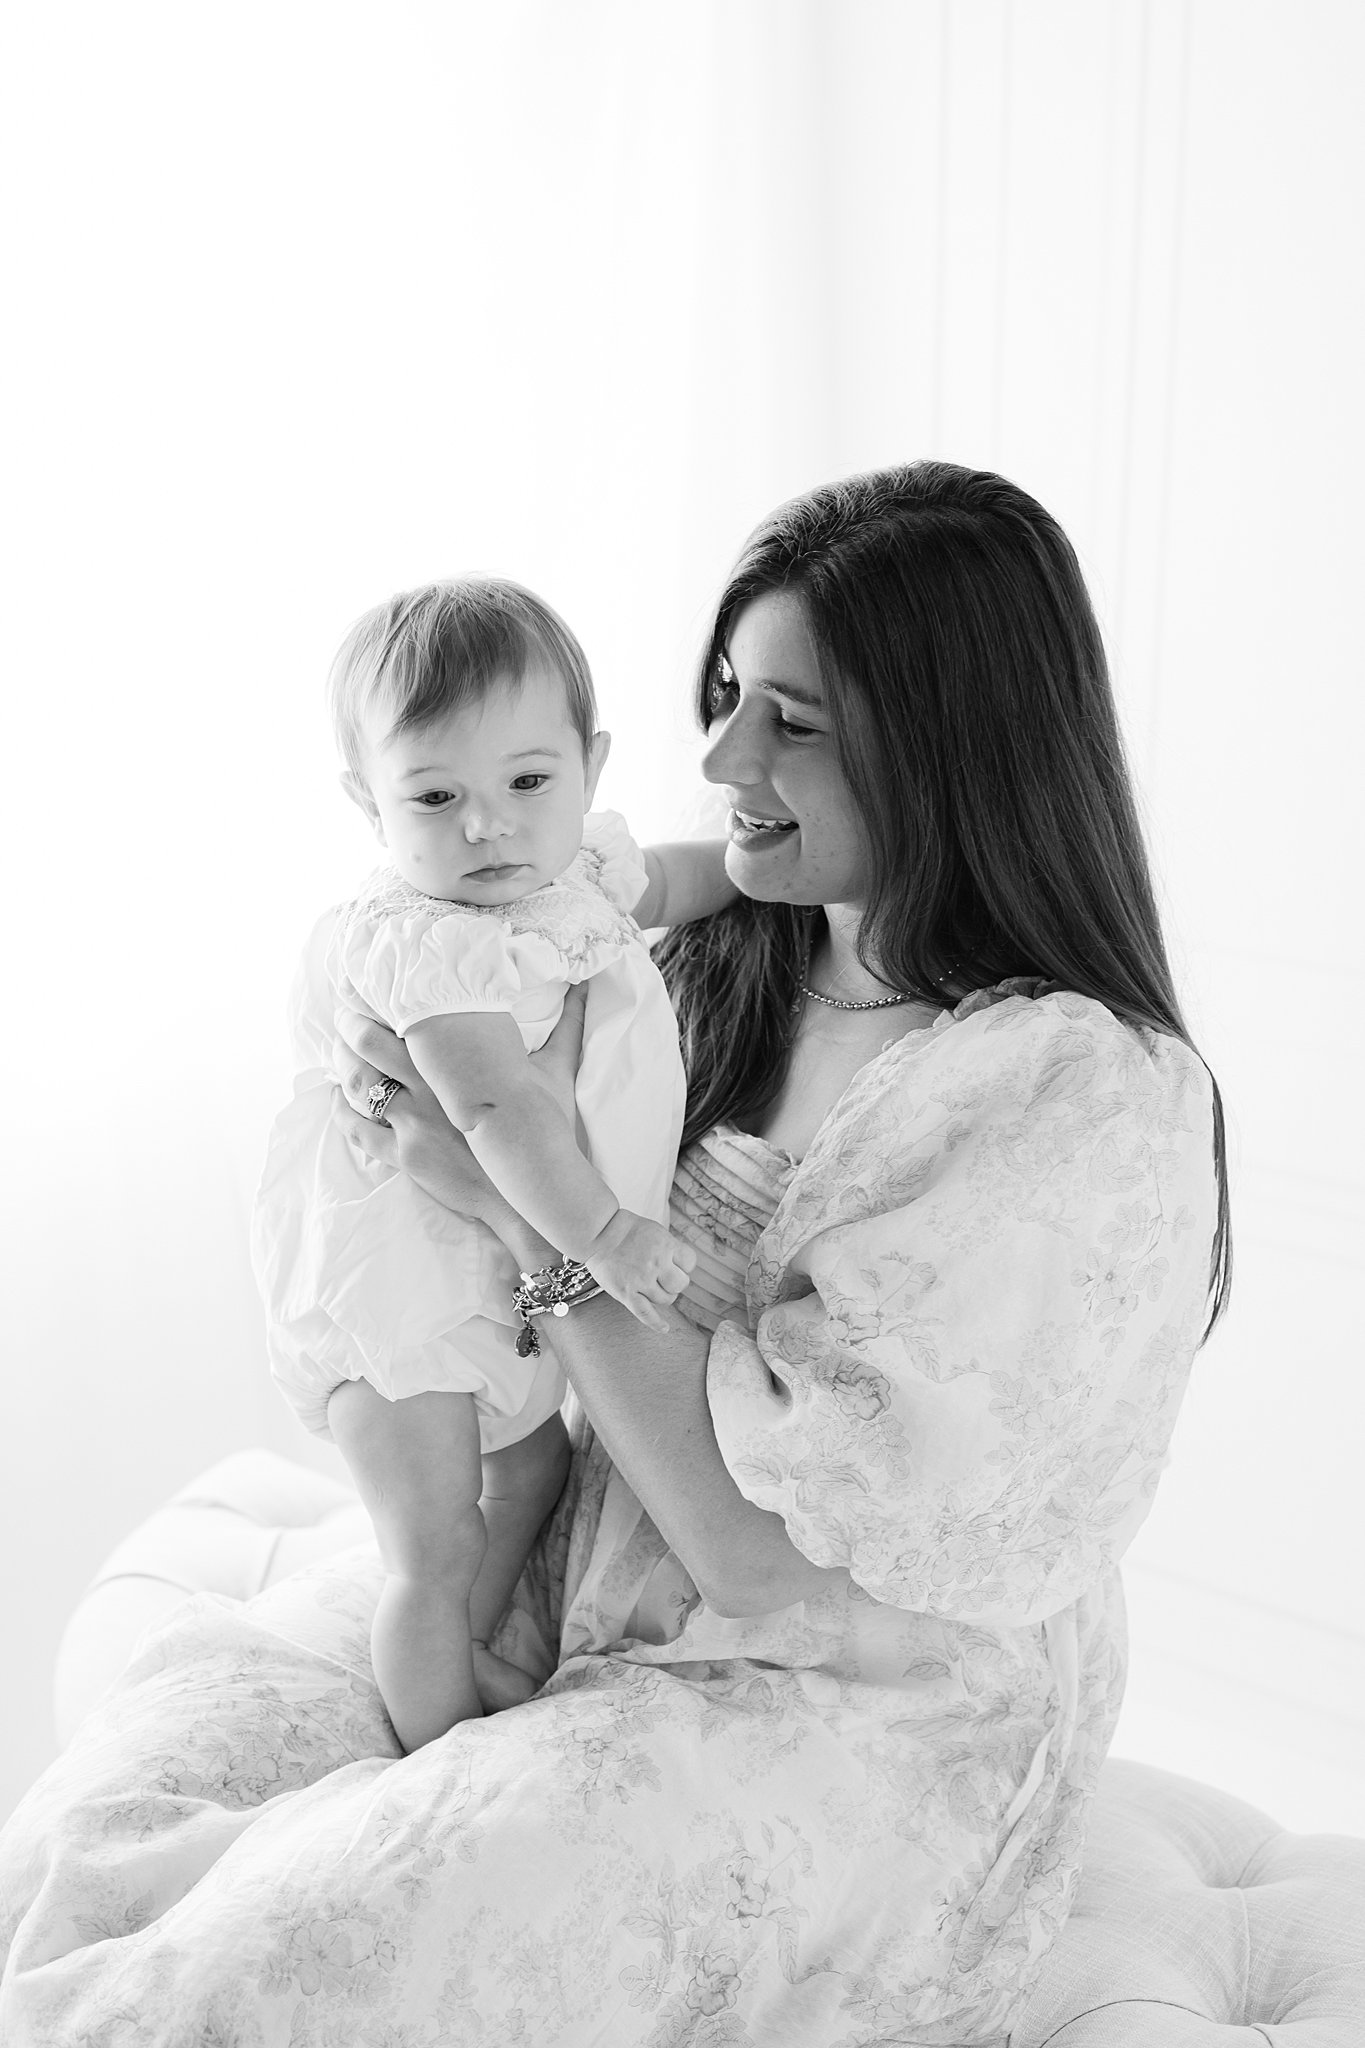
[2,2,1362,2041]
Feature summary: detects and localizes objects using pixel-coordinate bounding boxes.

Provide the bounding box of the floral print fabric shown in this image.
[713,982,1216,1624]
[0,985,1217,2046]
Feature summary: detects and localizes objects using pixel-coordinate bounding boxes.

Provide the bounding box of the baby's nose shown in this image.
[463,805,511,843]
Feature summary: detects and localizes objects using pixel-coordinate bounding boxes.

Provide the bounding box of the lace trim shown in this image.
[348,841,641,960]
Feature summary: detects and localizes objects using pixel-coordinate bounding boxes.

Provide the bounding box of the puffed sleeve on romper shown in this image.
[706,986,1219,1629]
[337,901,569,1037]
[577,809,652,915]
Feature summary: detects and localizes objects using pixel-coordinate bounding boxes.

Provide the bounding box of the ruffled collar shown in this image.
[935,974,1066,1029]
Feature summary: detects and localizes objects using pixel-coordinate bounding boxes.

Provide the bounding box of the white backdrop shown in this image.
[3,0,1362,1832]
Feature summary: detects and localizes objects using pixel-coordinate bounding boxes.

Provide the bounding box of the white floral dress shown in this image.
[0,983,1217,2047]
[252,809,686,1446]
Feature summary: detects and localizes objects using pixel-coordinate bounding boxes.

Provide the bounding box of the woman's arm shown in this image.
[497,1212,840,1617]
[633,839,738,930]
[404,1011,692,1330]
[332,1005,844,1618]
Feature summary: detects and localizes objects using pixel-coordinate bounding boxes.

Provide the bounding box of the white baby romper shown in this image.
[252,811,686,1449]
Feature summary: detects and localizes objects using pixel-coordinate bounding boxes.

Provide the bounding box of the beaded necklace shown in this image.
[799,958,961,1011]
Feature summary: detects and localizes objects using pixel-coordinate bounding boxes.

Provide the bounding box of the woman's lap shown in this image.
[0,1547,1036,2046]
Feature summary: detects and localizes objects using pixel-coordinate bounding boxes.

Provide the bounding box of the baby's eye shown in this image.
[413,790,454,807]
[510,773,549,792]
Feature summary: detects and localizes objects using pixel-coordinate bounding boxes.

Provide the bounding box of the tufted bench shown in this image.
[52,1451,1365,2046]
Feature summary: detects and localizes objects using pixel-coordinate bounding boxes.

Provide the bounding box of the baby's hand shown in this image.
[582,1209,697,1334]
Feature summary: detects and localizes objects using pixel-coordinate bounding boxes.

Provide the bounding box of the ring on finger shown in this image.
[365,1076,403,1126]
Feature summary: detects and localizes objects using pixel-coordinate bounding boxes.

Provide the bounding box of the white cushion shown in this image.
[52,1449,370,1742]
[53,1451,1365,2044]
[1014,1758,1365,2043]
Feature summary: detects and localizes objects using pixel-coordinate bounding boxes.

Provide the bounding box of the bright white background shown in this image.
[2,0,1362,1832]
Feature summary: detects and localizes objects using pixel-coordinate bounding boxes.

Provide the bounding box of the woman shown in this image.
[0,462,1226,2046]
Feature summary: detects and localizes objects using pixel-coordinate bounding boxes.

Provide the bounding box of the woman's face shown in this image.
[701,588,869,910]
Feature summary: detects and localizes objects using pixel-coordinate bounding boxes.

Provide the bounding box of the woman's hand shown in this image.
[331,986,589,1231]
[332,1011,501,1227]
[335,993,832,1617]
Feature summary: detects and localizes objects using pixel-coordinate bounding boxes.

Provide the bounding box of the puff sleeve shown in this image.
[706,992,1218,1627]
[580,810,650,915]
[336,906,569,1037]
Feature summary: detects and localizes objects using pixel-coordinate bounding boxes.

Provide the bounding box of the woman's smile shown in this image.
[727,805,798,839]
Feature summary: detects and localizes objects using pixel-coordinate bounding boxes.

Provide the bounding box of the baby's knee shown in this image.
[386,1499,488,1588]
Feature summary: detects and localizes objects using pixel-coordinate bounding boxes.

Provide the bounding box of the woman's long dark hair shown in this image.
[654,461,1230,1340]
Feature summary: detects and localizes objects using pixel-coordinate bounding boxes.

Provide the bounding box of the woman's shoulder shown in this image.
[783,978,1213,1226]
[926,977,1211,1109]
[742,979,1219,1375]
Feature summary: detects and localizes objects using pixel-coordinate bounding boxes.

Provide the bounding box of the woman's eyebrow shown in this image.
[720,646,823,708]
[755,677,823,708]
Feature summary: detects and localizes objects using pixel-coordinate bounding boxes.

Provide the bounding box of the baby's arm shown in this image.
[404,1010,693,1331]
[632,839,738,930]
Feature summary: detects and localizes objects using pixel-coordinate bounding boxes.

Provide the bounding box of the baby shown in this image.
[252,578,732,1750]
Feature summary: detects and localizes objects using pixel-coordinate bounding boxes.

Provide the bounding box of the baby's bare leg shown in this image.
[469,1415,571,1711]
[470,1415,572,1643]
[327,1380,485,1752]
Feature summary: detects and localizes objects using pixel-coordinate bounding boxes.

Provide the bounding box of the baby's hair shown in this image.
[329,577,598,780]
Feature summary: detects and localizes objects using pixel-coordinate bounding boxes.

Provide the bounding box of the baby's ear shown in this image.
[583,730,611,808]
[340,771,386,844]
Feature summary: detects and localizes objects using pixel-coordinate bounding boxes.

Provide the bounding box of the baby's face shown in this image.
[348,663,609,904]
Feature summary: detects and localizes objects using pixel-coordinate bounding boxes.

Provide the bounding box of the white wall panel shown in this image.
[2,0,1360,1833]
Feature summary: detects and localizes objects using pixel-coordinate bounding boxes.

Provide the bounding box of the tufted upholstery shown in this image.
[1011,1763,1365,2045]
[53,1452,1365,2046]
[52,1450,371,1745]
